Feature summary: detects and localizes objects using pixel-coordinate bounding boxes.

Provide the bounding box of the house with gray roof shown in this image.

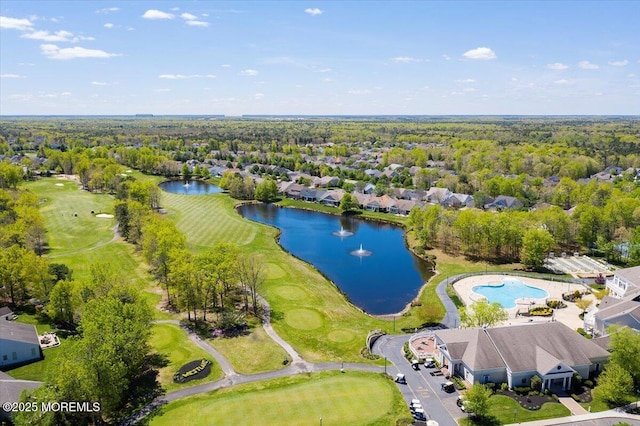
[0,321,42,369]
[606,265,640,299]
[0,371,41,421]
[584,287,640,337]
[434,322,609,391]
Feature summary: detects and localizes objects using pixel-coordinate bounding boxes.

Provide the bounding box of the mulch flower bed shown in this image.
[570,386,593,404]
[495,390,559,410]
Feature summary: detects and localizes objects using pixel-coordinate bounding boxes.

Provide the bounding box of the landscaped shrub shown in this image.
[403,341,413,361]
[514,386,531,395]
[451,376,467,390]
[529,306,553,316]
[576,328,592,339]
[584,380,593,388]
[546,299,567,309]
[530,374,542,392]
[500,382,509,391]
[571,394,580,402]
[485,382,496,391]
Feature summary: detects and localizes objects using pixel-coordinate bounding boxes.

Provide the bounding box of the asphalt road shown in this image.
[373,334,462,426]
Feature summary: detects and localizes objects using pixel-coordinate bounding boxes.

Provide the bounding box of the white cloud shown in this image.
[0,16,34,31]
[323,77,334,82]
[142,10,175,20]
[40,44,119,60]
[1,73,25,78]
[554,79,573,85]
[578,60,599,70]
[442,54,451,61]
[608,59,628,67]
[455,78,475,84]
[347,89,372,95]
[185,20,209,27]
[221,64,231,68]
[305,8,323,16]
[158,74,215,79]
[21,30,75,42]
[181,13,197,20]
[61,92,72,96]
[463,87,477,92]
[547,62,568,70]
[392,56,422,63]
[254,93,265,100]
[462,47,496,60]
[104,23,114,29]
[240,69,259,76]
[315,68,332,73]
[96,7,119,14]
[91,81,108,86]
[154,88,171,92]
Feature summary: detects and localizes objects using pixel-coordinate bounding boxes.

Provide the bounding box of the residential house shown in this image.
[313,176,340,188]
[485,195,524,210]
[364,169,382,179]
[584,287,640,337]
[0,307,16,322]
[443,193,474,209]
[363,183,376,195]
[318,189,345,207]
[282,183,305,199]
[426,187,452,205]
[300,188,319,202]
[0,321,42,369]
[605,265,640,299]
[0,371,41,421]
[434,322,609,391]
[352,193,372,209]
[389,199,422,216]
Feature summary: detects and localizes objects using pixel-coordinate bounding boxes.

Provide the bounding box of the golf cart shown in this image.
[394,373,407,384]
[424,357,436,368]
[413,408,427,421]
[457,395,467,411]
[411,359,420,370]
[441,381,455,393]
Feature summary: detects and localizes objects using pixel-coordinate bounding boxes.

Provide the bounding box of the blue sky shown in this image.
[1,1,639,115]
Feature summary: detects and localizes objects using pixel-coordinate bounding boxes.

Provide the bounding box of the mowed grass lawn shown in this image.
[209,323,288,375]
[150,371,411,426]
[150,324,223,392]
[160,191,391,362]
[26,178,151,285]
[459,395,570,425]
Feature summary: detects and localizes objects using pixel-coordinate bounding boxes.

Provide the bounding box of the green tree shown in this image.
[460,300,508,328]
[463,383,493,418]
[593,363,634,407]
[254,178,279,202]
[181,162,192,182]
[46,280,80,324]
[339,193,356,212]
[238,254,265,315]
[521,227,555,269]
[608,325,640,388]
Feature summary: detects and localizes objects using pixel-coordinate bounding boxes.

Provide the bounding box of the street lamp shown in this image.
[384,356,387,374]
[393,315,396,332]
[320,417,322,426]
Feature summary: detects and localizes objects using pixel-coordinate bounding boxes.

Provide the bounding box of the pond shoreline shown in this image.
[235,200,436,320]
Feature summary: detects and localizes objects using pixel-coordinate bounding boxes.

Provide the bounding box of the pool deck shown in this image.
[453,275,597,330]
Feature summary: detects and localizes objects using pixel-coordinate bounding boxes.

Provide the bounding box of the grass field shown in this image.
[26,178,151,285]
[150,371,411,426]
[209,322,289,375]
[159,191,390,362]
[460,394,571,425]
[150,324,224,392]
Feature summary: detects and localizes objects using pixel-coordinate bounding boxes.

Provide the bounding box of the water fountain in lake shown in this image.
[332,226,354,237]
[350,243,372,257]
[183,181,191,187]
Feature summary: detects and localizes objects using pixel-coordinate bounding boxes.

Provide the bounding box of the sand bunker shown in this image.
[96,214,114,218]
[55,183,64,186]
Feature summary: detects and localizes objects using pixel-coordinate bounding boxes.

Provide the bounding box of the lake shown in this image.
[159,180,223,195]
[238,204,434,315]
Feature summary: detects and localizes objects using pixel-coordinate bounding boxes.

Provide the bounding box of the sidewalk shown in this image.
[557,395,588,416]
[503,407,640,426]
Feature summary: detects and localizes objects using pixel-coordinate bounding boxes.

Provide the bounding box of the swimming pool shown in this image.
[471,278,549,309]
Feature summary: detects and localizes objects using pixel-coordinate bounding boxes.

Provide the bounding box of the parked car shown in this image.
[394,373,406,384]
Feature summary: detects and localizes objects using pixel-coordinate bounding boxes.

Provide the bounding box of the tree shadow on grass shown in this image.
[461,415,501,426]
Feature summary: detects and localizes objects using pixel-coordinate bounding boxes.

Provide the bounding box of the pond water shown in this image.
[159,180,223,195]
[238,204,434,315]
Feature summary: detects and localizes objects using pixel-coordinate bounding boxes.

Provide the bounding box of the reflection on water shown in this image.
[238,204,434,315]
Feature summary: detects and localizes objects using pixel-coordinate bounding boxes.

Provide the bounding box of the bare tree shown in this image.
[238,254,265,316]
